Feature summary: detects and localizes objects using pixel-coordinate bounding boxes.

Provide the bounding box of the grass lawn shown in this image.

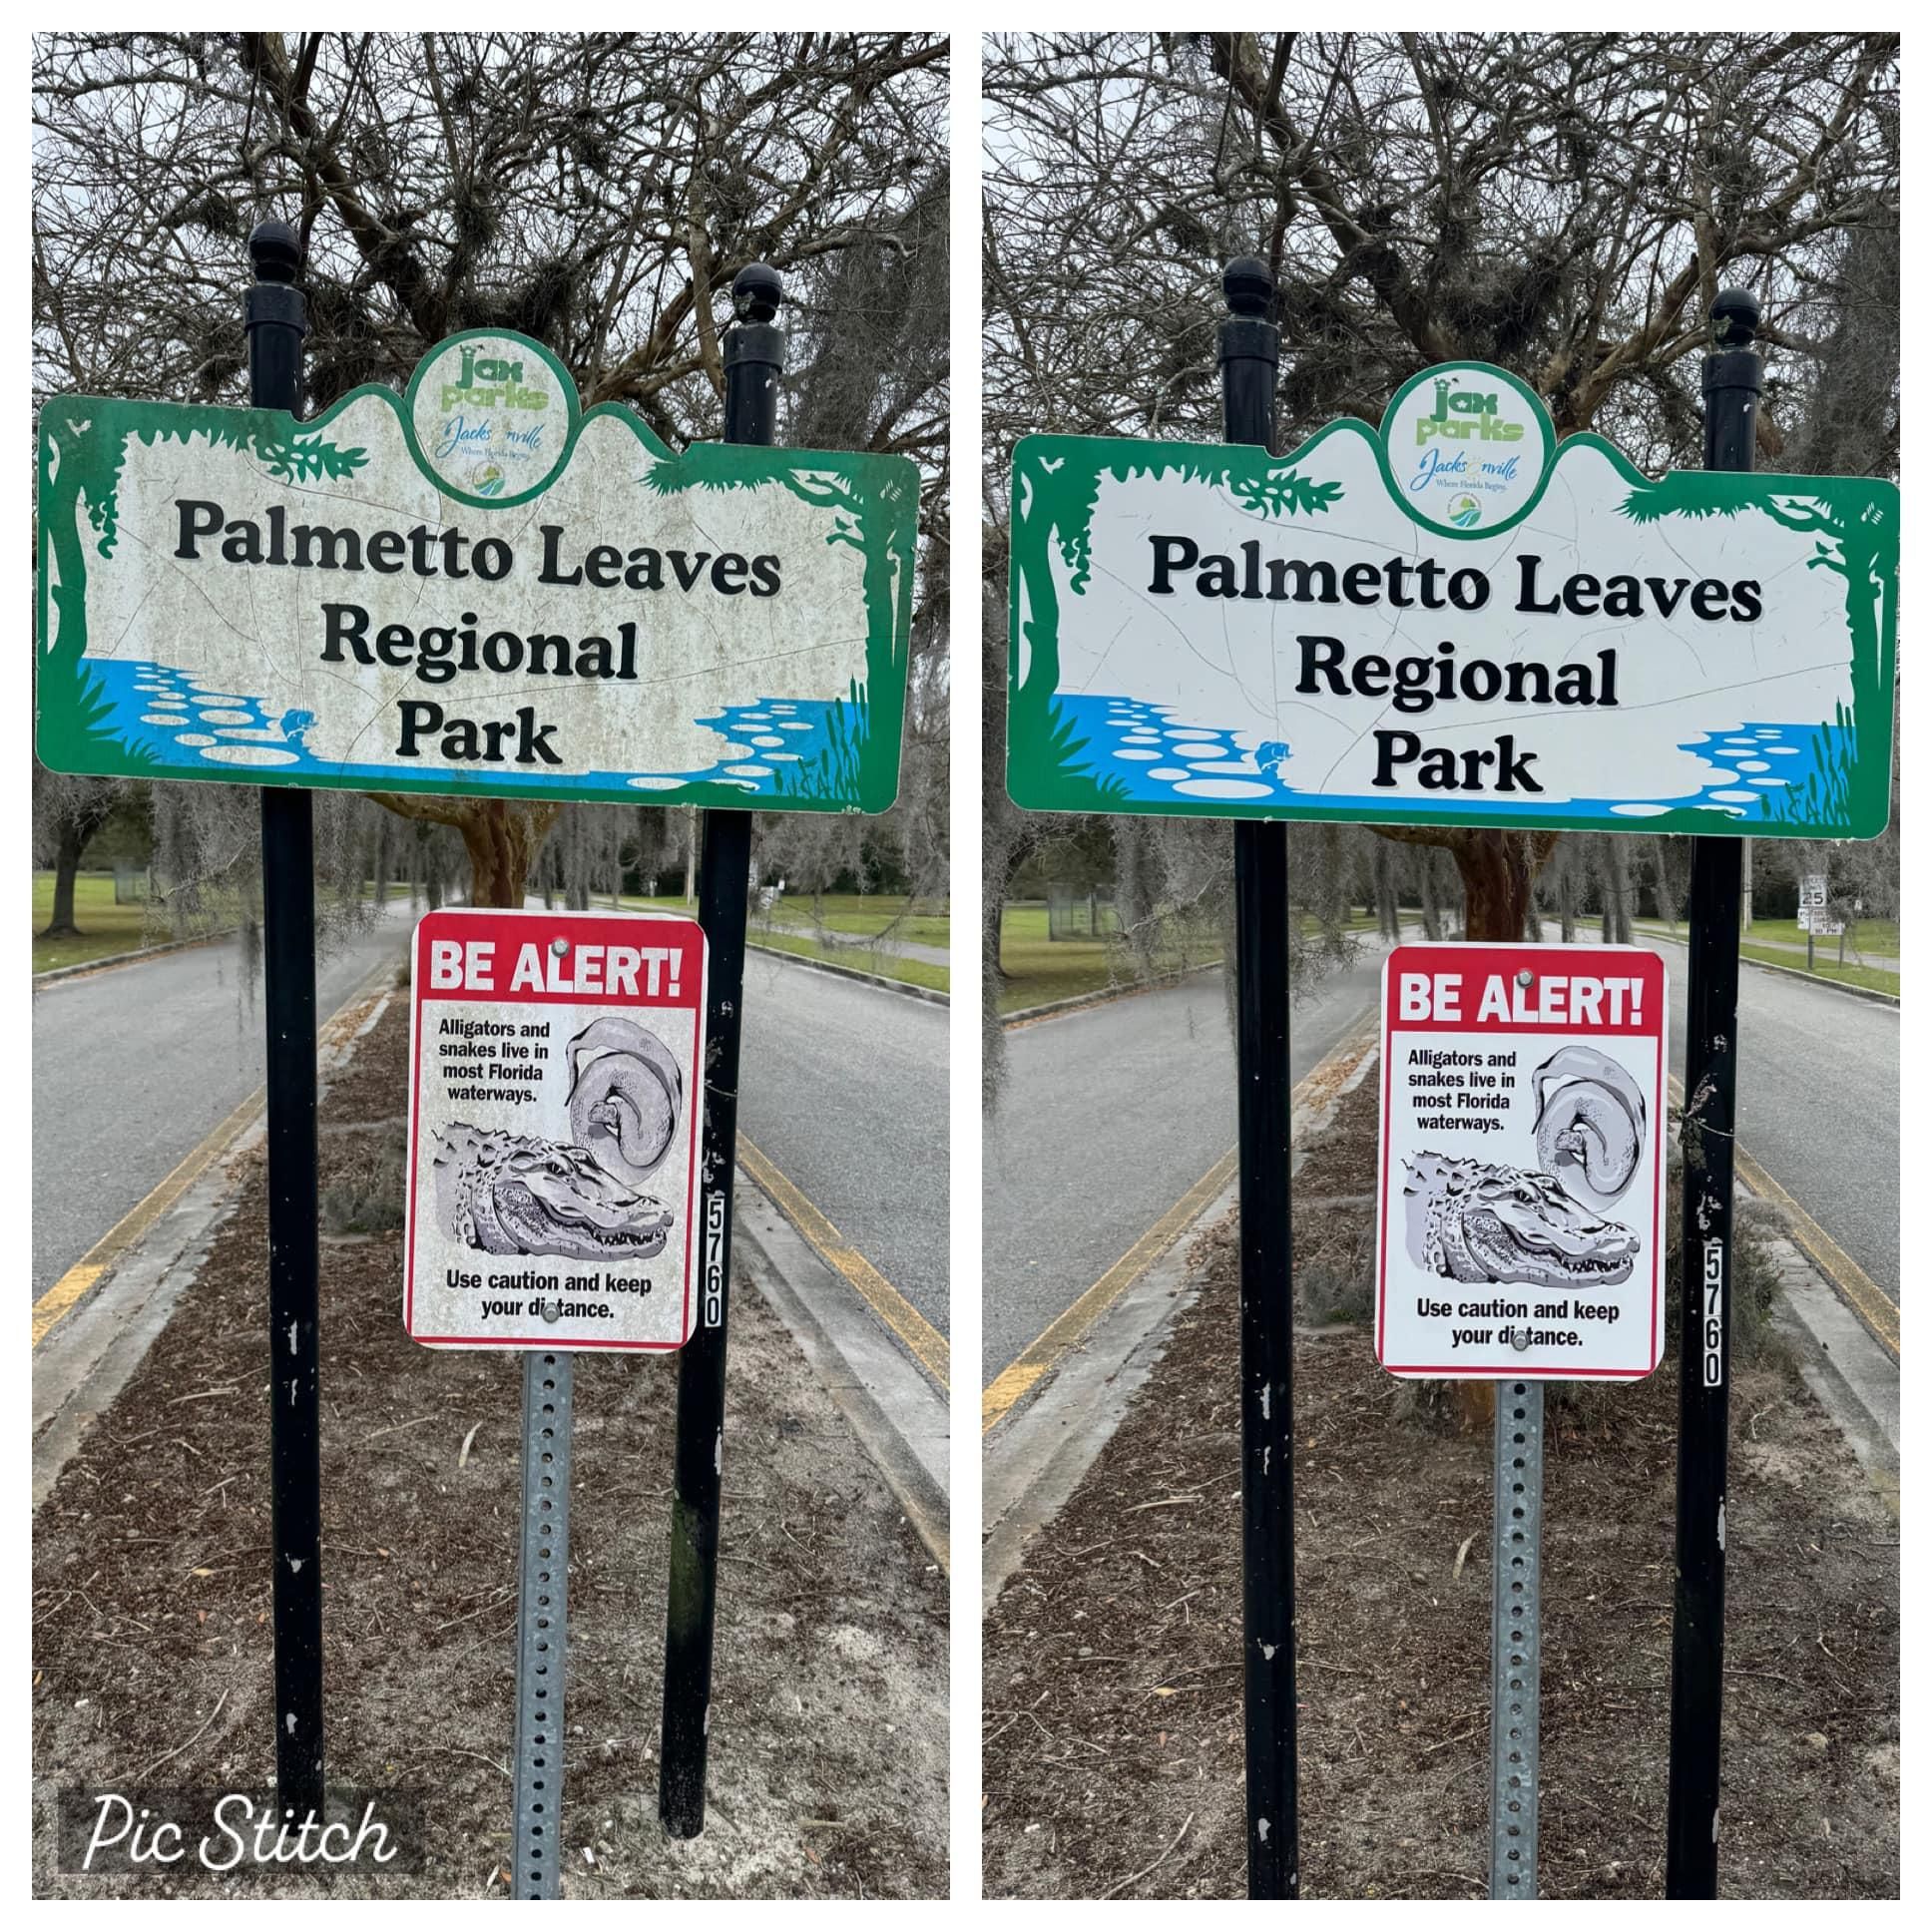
[1737,940,1899,998]
[31,873,176,975]
[1740,915,1897,958]
[743,925,949,994]
[997,904,1218,1014]
[763,893,950,950]
[618,895,949,995]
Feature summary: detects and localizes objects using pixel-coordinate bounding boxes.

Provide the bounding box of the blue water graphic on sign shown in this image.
[1053,692,1837,824]
[85,659,852,800]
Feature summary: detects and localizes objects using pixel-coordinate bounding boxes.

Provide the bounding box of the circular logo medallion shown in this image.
[1379,363,1554,539]
[406,331,575,507]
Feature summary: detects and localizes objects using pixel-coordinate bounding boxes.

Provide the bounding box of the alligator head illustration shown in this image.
[1404,1150,1639,1289]
[433,1123,673,1261]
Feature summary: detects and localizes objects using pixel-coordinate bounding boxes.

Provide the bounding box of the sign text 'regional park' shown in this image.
[1007,362,1895,837]
[37,329,917,812]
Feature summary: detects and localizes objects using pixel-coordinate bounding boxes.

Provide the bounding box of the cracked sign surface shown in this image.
[1007,362,1895,835]
[37,329,916,811]
[405,907,707,1351]
[1375,942,1667,1380]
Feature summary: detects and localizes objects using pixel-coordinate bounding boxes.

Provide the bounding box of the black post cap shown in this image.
[731,263,782,324]
[1223,256,1274,318]
[1710,286,1759,349]
[248,219,304,283]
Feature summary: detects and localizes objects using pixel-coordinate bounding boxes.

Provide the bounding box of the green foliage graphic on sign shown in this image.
[38,329,917,813]
[1008,365,1895,838]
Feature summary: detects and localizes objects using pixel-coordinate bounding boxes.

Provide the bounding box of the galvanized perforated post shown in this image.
[1490,1376,1544,1899]
[513,1345,574,1899]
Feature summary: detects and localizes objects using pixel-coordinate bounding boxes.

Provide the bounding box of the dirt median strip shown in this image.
[981,1068,1899,1901]
[32,995,949,1900]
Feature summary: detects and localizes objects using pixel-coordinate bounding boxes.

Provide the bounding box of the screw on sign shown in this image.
[406,906,707,1897]
[1376,941,1668,1897]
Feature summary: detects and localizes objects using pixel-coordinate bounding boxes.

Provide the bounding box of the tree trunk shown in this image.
[41,821,88,937]
[1373,825,1560,1429]
[370,796,561,910]
[1602,837,1632,944]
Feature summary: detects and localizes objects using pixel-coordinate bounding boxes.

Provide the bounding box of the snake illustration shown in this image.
[1530,1044,1648,1209]
[436,1015,687,1259]
[566,1016,685,1186]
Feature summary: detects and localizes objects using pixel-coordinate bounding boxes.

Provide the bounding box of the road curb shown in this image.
[981,1014,1381,1608]
[1760,1225,1899,1511]
[1000,961,1221,1027]
[745,939,949,1005]
[32,969,398,1510]
[731,1173,951,1574]
[1636,924,1898,1008]
[32,928,237,985]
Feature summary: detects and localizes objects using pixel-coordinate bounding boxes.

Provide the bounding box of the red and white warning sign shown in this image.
[405,906,707,1350]
[1375,942,1667,1381]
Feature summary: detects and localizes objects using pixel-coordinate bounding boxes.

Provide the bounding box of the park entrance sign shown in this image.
[37,327,917,812]
[1007,361,1895,837]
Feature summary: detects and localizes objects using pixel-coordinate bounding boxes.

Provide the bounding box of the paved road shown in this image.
[736,949,950,1337]
[33,911,950,1357]
[31,904,417,1294]
[1630,932,1899,1300]
[981,947,1390,1384]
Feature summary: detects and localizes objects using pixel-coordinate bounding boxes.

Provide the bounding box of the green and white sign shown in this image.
[1007,363,1895,837]
[38,329,917,812]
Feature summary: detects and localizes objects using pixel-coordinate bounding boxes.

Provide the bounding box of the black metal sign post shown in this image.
[1219,257,1300,1901]
[659,264,779,1838]
[1666,287,1759,1897]
[245,220,326,1819]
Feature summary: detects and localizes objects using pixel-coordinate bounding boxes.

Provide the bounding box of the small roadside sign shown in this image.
[1375,942,1667,1380]
[1799,874,1828,910]
[405,906,707,1349]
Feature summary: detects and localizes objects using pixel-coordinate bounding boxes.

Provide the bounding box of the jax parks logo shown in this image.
[408,331,564,505]
[1414,375,1525,447]
[439,342,550,414]
[1381,362,1552,537]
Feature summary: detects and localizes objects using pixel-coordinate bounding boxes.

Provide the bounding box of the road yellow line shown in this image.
[32,971,396,1352]
[981,1147,1237,1434]
[1669,1075,1899,1359]
[736,1136,951,1391]
[982,1015,1384,1435]
[32,1083,266,1348]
